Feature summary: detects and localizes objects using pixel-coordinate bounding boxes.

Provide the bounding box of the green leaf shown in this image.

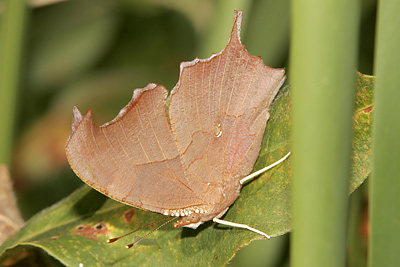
[351,72,373,192]
[0,75,371,266]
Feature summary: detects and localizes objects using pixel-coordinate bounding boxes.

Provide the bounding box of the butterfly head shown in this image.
[173,213,202,229]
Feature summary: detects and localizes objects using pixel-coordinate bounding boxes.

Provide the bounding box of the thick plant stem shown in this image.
[370,0,400,266]
[0,0,28,164]
[290,0,360,266]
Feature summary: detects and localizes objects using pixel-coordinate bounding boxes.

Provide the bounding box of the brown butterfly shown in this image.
[65,10,287,247]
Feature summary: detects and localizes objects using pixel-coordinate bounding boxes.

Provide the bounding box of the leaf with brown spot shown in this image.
[351,72,374,192]
[0,79,372,267]
[73,222,109,240]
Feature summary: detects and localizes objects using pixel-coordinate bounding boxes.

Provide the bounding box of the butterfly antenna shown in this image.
[125,216,178,249]
[107,216,176,245]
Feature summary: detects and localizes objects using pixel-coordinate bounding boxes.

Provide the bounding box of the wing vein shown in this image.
[222,54,253,178]
[89,122,129,188]
[100,127,135,184]
[147,91,195,192]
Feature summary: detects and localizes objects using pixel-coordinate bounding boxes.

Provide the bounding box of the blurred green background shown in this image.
[0,0,377,266]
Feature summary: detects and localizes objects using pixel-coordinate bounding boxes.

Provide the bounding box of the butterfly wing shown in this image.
[66,11,285,218]
[66,84,205,214]
[168,11,286,200]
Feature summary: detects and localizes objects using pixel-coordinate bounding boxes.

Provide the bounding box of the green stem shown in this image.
[290,0,360,266]
[0,0,28,164]
[370,0,400,266]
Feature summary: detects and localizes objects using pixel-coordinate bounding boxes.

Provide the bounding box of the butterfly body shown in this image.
[171,179,242,229]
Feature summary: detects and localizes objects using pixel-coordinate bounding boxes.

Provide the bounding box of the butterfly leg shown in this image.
[212,152,291,239]
[213,218,271,239]
[240,151,291,185]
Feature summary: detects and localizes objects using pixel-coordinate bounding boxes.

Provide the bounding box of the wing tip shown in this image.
[71,106,84,132]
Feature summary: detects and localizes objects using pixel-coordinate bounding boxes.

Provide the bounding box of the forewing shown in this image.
[65,84,204,213]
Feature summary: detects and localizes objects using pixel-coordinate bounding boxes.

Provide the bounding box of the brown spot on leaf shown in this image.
[363,106,373,113]
[124,209,136,223]
[73,222,109,239]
